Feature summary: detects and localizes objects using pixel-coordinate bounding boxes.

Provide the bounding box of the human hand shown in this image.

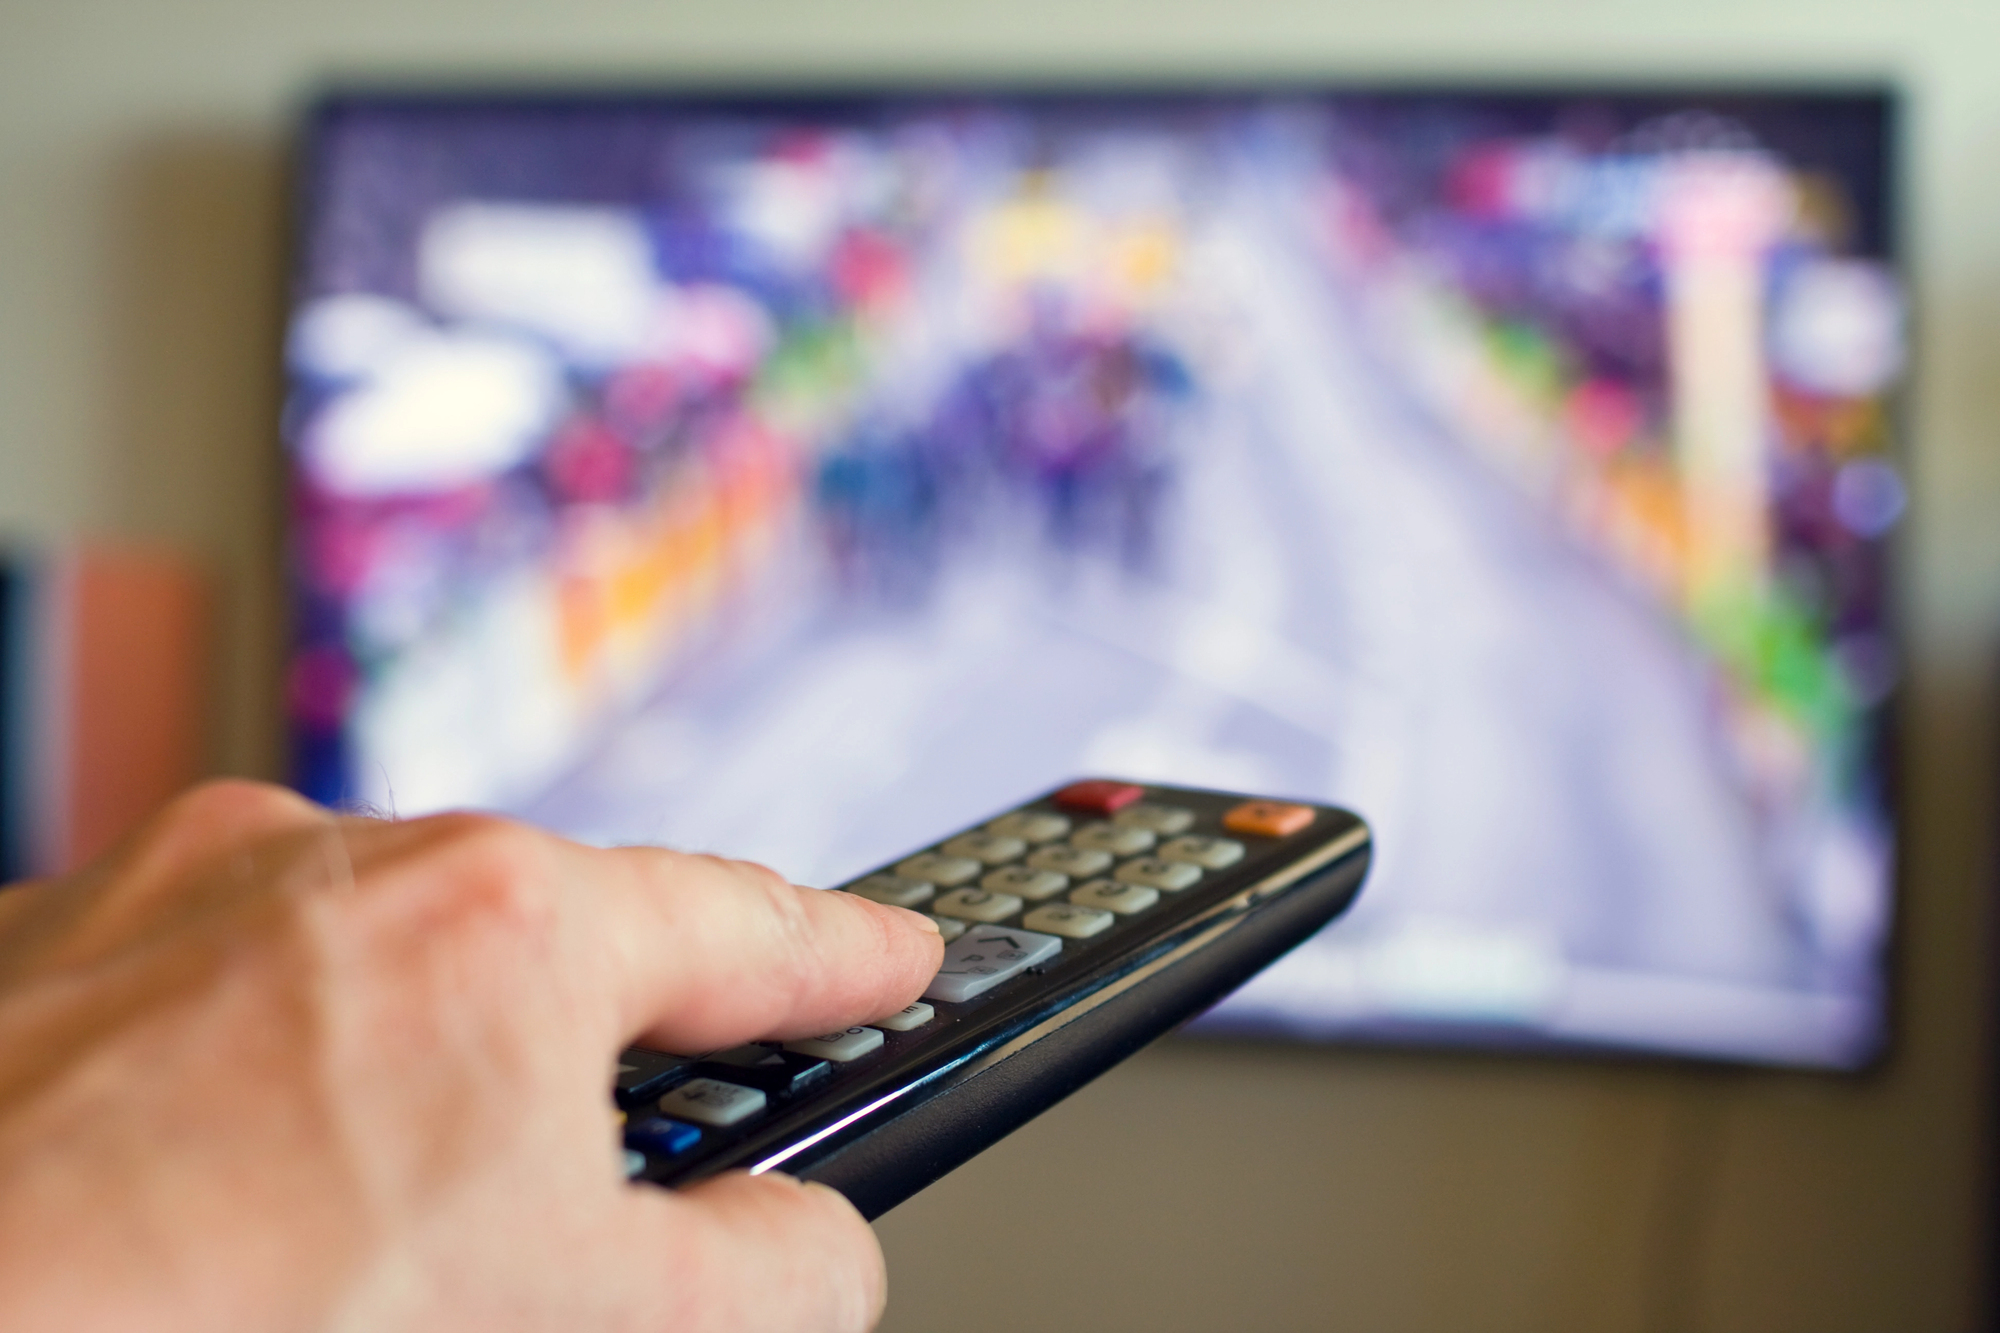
[0,781,943,1333]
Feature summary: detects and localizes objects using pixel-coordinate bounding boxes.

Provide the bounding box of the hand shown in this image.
[0,781,943,1333]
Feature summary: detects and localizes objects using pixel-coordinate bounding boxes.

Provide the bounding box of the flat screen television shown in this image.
[283,86,1902,1069]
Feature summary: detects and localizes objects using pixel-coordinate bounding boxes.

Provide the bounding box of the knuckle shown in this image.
[160,778,319,836]
[397,813,559,934]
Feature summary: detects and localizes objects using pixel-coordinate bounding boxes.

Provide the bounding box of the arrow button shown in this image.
[924,925,1063,1003]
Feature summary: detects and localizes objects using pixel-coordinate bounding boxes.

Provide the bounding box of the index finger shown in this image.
[583,846,942,1053]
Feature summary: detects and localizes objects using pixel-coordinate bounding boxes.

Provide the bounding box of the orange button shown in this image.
[1053,780,1145,815]
[1223,801,1315,838]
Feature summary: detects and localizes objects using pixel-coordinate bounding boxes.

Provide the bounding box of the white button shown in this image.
[1158,835,1245,869]
[1115,857,1202,891]
[1023,903,1115,938]
[623,1148,647,1178]
[659,1078,766,1127]
[982,865,1069,901]
[987,811,1071,842]
[933,888,1024,923]
[847,873,934,908]
[924,926,1064,1003]
[1027,844,1113,877]
[898,853,982,886]
[784,1027,885,1062]
[1071,878,1159,915]
[1071,822,1155,856]
[927,914,967,941]
[943,832,1028,865]
[873,1002,935,1032]
[1112,803,1195,835]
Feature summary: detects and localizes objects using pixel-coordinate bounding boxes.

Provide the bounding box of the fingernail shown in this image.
[890,906,941,934]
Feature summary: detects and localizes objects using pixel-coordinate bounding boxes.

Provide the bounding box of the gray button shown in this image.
[1023,903,1115,938]
[987,811,1071,843]
[658,1078,766,1127]
[1071,822,1156,856]
[1112,803,1196,835]
[1071,878,1160,915]
[943,832,1028,865]
[847,873,935,908]
[1158,835,1245,869]
[982,864,1070,901]
[924,926,1064,1002]
[784,1027,885,1062]
[1115,857,1202,891]
[898,853,982,886]
[1027,844,1113,877]
[873,1001,935,1031]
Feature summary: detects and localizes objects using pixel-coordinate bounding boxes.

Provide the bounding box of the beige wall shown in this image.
[4,0,1996,1327]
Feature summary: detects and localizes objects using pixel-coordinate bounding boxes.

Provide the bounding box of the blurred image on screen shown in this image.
[285,90,1900,1068]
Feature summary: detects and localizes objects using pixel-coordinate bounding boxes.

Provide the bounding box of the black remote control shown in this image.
[616,779,1371,1219]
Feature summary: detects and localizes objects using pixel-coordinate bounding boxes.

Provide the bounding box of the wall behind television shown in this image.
[2,1,1995,1329]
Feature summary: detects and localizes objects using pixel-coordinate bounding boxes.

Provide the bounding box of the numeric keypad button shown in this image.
[1158,835,1245,869]
[873,1002,935,1031]
[898,853,982,886]
[927,914,967,941]
[943,832,1027,865]
[1112,803,1195,835]
[1023,903,1115,938]
[1027,844,1112,877]
[1114,857,1202,892]
[1071,822,1155,856]
[932,888,1024,923]
[982,865,1069,901]
[1070,878,1160,915]
[987,811,1071,843]
[847,873,935,908]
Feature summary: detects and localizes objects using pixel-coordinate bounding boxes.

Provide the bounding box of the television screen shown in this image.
[284,88,1901,1068]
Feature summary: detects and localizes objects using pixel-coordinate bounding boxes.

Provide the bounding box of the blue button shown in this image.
[625,1116,702,1157]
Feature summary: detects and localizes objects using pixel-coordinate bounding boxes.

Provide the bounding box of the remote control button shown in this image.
[924,926,1064,1002]
[1115,857,1202,891]
[932,888,1024,923]
[942,832,1027,865]
[623,1148,647,1178]
[1157,835,1245,869]
[624,1115,702,1158]
[694,1046,833,1098]
[614,1048,695,1108]
[1053,780,1145,815]
[784,1026,885,1062]
[1023,903,1115,938]
[659,1078,766,1127]
[873,1001,935,1031]
[1070,878,1160,915]
[982,865,1070,901]
[846,873,935,908]
[1223,800,1316,838]
[987,811,1071,842]
[1027,844,1112,877]
[897,853,982,886]
[1112,803,1195,835]
[927,914,967,941]
[1071,822,1156,856]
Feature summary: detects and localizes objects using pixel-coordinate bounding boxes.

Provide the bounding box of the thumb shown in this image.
[620,1172,886,1333]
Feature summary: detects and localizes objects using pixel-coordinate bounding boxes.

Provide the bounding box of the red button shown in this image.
[1053,780,1146,815]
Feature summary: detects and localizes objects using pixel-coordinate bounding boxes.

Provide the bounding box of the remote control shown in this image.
[615,779,1370,1218]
